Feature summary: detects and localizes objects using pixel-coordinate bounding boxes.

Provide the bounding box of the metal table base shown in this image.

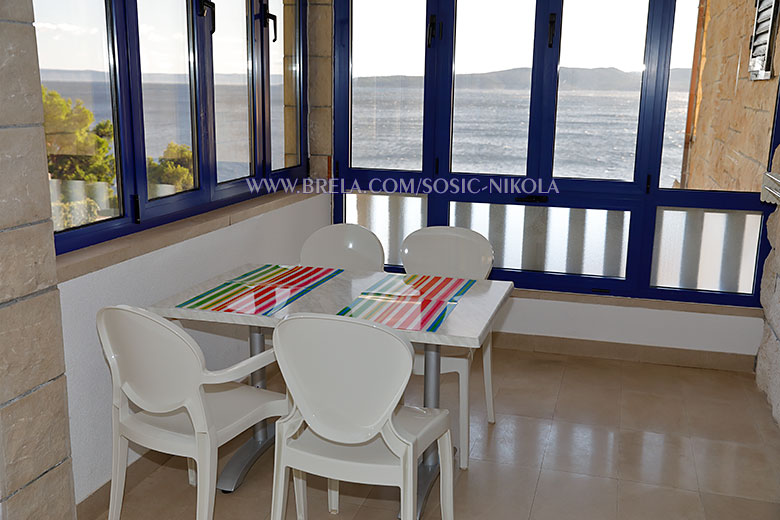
[412,344,443,519]
[217,326,276,493]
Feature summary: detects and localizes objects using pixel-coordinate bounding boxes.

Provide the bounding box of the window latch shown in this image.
[198,0,215,35]
[427,15,437,48]
[548,13,556,48]
[264,4,278,42]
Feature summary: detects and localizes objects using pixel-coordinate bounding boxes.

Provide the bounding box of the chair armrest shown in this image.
[201,349,277,385]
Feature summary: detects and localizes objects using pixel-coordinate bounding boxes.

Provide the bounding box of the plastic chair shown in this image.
[270,314,454,520]
[401,226,496,469]
[97,305,288,520]
[300,223,385,271]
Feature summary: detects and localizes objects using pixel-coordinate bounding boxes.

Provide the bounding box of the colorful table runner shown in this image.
[338,273,475,332]
[176,264,343,316]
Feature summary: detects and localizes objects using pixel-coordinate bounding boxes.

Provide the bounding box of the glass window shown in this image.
[451,0,536,175]
[345,193,427,264]
[214,0,253,182]
[270,0,301,170]
[137,0,197,199]
[554,0,649,181]
[34,0,121,232]
[651,207,762,293]
[350,0,425,171]
[451,202,630,278]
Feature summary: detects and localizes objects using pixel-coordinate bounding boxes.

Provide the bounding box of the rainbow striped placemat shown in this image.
[176,264,343,316]
[338,273,475,332]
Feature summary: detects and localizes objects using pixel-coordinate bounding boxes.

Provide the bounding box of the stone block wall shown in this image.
[308,0,333,179]
[684,0,780,192]
[0,0,77,518]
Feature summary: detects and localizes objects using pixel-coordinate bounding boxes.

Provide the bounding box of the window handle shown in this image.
[264,5,278,42]
[548,13,556,48]
[198,0,215,35]
[427,15,437,48]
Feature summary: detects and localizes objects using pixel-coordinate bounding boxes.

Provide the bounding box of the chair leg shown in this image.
[400,453,417,520]
[292,469,308,520]
[327,478,339,514]
[195,437,218,520]
[456,365,470,470]
[108,432,128,520]
[271,465,291,520]
[482,333,496,424]
[187,458,197,487]
[437,431,455,520]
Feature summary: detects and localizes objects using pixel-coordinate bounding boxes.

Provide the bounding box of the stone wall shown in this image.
[684,0,780,192]
[0,0,77,518]
[308,0,333,179]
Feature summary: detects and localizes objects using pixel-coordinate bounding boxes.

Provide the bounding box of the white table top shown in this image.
[149,264,513,348]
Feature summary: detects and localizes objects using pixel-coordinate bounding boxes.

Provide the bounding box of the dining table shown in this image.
[149,263,513,518]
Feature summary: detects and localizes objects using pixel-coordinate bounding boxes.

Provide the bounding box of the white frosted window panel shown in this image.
[651,207,762,293]
[450,202,629,278]
[345,193,427,265]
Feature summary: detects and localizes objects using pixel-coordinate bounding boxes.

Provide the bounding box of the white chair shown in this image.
[401,226,496,470]
[300,223,385,271]
[97,305,288,520]
[270,314,454,520]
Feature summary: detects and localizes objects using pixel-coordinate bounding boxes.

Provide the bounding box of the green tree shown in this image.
[146,142,194,192]
[42,87,116,184]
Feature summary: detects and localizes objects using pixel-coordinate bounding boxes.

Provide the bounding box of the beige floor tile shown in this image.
[561,358,623,390]
[450,460,538,520]
[494,381,561,419]
[620,390,688,435]
[530,469,617,520]
[553,380,621,427]
[542,421,619,478]
[621,363,685,396]
[700,493,780,520]
[693,438,780,502]
[352,505,401,520]
[678,368,750,403]
[617,481,704,520]
[494,351,566,390]
[685,396,763,444]
[470,414,551,467]
[618,430,698,491]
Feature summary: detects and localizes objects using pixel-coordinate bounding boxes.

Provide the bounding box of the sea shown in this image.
[41,77,688,187]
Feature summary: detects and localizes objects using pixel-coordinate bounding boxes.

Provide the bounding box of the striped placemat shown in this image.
[177,264,343,316]
[338,273,475,331]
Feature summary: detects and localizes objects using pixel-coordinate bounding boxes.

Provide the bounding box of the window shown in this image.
[33,0,308,252]
[334,0,772,306]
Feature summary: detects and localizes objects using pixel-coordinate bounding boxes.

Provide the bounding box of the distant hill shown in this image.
[42,67,692,92]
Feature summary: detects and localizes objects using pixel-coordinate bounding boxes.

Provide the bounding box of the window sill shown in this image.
[56,191,321,283]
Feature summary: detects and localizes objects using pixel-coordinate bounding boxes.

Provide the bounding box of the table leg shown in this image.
[216,326,276,493]
[414,343,442,519]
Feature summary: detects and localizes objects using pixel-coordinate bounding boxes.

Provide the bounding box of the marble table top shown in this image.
[149,264,513,348]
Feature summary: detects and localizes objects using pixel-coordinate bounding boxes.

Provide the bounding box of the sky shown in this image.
[33,0,699,77]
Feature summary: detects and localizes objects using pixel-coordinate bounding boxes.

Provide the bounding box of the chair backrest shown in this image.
[401,226,494,279]
[273,313,413,444]
[301,223,385,272]
[97,306,207,418]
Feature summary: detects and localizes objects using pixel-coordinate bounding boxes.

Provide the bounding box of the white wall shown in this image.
[59,194,330,503]
[494,297,764,355]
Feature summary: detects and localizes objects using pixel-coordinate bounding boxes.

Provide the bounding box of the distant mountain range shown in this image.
[41,67,692,92]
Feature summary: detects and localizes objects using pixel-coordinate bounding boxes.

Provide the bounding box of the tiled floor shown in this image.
[88,349,780,520]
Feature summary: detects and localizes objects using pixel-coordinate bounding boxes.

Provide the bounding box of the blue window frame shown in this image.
[46,0,309,254]
[333,0,775,306]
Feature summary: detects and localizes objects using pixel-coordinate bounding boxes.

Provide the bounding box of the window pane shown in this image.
[450,202,630,278]
[350,0,425,170]
[137,0,197,199]
[451,0,536,175]
[554,0,648,181]
[214,0,252,182]
[270,0,301,170]
[34,0,122,232]
[651,208,762,293]
[345,193,427,264]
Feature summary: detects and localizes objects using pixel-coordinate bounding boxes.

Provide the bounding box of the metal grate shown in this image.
[749,0,778,80]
